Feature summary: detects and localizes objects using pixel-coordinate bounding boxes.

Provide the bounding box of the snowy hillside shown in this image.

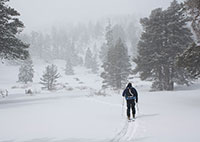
[0,60,200,142]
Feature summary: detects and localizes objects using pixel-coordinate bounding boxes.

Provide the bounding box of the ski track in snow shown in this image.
[86,98,147,142]
[110,120,129,142]
[110,118,141,142]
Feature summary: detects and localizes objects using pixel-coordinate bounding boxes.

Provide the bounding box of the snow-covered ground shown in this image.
[0,60,200,142]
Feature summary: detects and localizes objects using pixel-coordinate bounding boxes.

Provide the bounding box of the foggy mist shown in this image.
[10,0,184,32]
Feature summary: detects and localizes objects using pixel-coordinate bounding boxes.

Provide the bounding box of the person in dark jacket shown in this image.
[122,82,138,120]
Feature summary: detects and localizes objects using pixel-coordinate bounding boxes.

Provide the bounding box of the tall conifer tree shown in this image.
[84,48,93,69]
[65,59,74,75]
[101,38,131,89]
[134,1,194,90]
[18,58,34,84]
[0,0,29,60]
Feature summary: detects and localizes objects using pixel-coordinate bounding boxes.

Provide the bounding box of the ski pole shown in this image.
[121,98,124,117]
[136,103,139,114]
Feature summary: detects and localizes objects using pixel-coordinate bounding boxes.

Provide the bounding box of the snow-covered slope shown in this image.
[0,60,199,142]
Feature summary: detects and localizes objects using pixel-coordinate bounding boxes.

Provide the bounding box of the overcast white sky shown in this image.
[10,0,184,32]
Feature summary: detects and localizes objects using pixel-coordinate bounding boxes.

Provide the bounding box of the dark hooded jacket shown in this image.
[122,83,138,102]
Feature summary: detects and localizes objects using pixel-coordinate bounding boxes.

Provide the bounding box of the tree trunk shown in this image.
[168,81,174,90]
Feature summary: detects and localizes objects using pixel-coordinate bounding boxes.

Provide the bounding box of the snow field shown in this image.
[0,60,200,142]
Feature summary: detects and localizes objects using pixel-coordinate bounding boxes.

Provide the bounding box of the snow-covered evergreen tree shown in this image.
[177,43,200,78]
[18,58,34,84]
[40,64,60,90]
[112,24,126,44]
[84,48,93,69]
[99,43,107,62]
[91,55,99,73]
[65,59,74,75]
[105,21,114,48]
[67,42,83,66]
[177,0,200,79]
[164,0,194,88]
[134,8,167,90]
[101,38,131,89]
[185,0,200,43]
[0,0,29,60]
[134,1,194,91]
[99,22,114,62]
[84,47,99,73]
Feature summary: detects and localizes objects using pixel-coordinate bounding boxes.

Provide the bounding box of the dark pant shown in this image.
[126,99,136,118]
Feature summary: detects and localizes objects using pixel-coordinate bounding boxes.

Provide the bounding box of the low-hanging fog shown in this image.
[10,0,184,32]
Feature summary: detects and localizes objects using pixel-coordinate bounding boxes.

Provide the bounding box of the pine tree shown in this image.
[18,58,34,84]
[84,48,93,69]
[134,8,166,90]
[112,24,126,44]
[184,0,200,42]
[176,0,200,79]
[0,0,29,60]
[101,38,131,89]
[40,64,60,90]
[91,55,99,73]
[163,0,194,88]
[99,22,114,62]
[99,43,107,61]
[66,42,83,66]
[65,59,74,75]
[84,47,99,73]
[177,43,200,78]
[134,1,194,91]
[105,21,114,49]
